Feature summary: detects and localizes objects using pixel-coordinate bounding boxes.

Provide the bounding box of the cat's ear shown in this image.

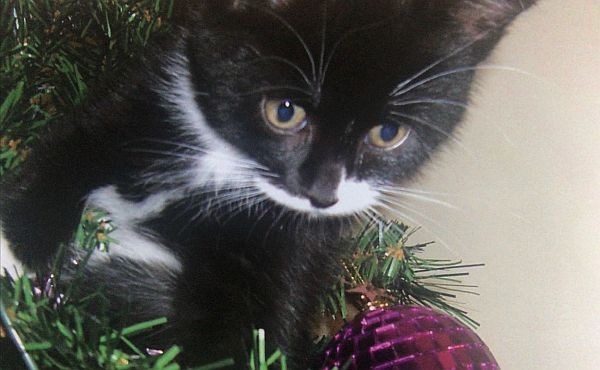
[452,0,537,36]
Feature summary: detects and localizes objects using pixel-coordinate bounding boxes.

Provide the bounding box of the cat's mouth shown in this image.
[254,177,378,216]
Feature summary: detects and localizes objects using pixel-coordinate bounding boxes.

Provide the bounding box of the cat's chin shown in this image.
[254,177,378,217]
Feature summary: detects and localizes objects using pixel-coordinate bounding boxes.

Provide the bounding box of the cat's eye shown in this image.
[263,99,307,132]
[366,123,410,150]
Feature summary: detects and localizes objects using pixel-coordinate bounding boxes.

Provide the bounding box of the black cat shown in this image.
[1,0,536,367]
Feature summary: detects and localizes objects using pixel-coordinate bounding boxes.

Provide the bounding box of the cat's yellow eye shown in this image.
[367,123,410,150]
[263,99,307,132]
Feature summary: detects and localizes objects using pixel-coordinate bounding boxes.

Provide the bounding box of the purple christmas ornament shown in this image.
[320,305,498,370]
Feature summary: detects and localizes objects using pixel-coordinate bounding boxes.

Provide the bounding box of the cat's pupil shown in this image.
[277,100,295,122]
[380,123,399,142]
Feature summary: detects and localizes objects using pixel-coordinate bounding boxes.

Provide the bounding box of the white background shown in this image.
[407,0,600,368]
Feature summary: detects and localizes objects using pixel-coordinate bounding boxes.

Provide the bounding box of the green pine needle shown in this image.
[0,0,174,175]
[249,329,287,370]
[323,218,483,328]
[0,210,182,370]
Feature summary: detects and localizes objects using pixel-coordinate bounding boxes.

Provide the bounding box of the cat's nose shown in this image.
[306,191,339,209]
[303,176,340,208]
[298,147,344,209]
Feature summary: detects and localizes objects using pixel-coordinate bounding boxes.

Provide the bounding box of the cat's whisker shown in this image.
[246,55,313,90]
[388,113,476,159]
[377,188,459,210]
[357,208,372,222]
[176,200,208,234]
[203,173,269,187]
[126,138,207,154]
[262,207,288,246]
[374,200,419,226]
[362,208,380,226]
[185,183,257,202]
[134,149,278,178]
[125,139,237,158]
[206,159,273,172]
[173,184,257,221]
[317,1,328,92]
[378,184,453,198]
[291,211,311,238]
[216,189,261,205]
[346,209,365,228]
[353,210,365,224]
[389,98,468,109]
[248,194,273,225]
[349,211,363,226]
[126,147,275,175]
[202,183,261,198]
[126,148,199,162]
[389,185,537,228]
[212,160,273,173]
[390,32,490,96]
[245,198,276,235]
[220,193,270,225]
[374,198,458,257]
[365,205,385,223]
[257,172,279,179]
[232,85,313,98]
[247,3,317,84]
[193,188,264,222]
[197,180,258,191]
[378,196,462,252]
[379,195,433,218]
[391,64,541,98]
[379,185,455,197]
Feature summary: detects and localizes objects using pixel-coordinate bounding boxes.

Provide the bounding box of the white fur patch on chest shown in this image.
[86,186,182,271]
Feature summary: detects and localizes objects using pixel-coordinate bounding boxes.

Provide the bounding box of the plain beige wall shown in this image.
[406,0,600,369]
[2,1,599,369]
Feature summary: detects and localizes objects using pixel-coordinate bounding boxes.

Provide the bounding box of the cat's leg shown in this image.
[262,237,349,369]
[0,117,127,268]
[167,249,268,366]
[263,273,326,369]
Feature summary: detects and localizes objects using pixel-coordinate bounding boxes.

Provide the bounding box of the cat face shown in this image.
[164,0,534,217]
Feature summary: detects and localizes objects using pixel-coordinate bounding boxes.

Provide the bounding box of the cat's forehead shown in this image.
[194,0,533,99]
[198,1,451,107]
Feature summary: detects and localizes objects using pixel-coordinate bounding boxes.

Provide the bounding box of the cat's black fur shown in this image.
[1,0,536,367]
